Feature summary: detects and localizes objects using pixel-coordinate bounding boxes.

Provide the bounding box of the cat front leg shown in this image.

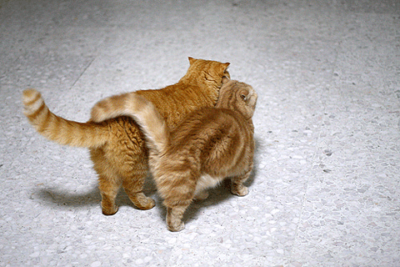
[230,169,252,197]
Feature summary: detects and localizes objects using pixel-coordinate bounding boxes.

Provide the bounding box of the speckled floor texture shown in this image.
[1,0,399,266]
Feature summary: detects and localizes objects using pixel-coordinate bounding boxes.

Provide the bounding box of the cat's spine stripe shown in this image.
[22,89,109,148]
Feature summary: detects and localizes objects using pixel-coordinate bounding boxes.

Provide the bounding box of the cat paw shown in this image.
[129,193,156,210]
[168,222,185,232]
[231,186,249,197]
[102,205,119,216]
[135,197,156,210]
[194,191,209,201]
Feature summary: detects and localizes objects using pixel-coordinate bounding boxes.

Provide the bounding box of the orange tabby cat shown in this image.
[22,57,230,216]
[94,79,257,231]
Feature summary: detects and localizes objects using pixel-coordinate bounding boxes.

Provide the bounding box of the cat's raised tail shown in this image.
[22,89,109,148]
[91,92,169,155]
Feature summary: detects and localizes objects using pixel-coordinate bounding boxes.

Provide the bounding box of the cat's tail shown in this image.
[91,92,169,154]
[22,89,109,148]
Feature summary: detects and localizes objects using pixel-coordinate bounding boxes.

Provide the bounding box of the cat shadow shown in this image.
[36,185,101,209]
[34,179,157,211]
[35,140,261,221]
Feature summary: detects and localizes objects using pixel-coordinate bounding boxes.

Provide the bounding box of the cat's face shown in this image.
[187,57,230,87]
[217,80,258,119]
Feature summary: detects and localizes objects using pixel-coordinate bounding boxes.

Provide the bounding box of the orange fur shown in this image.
[22,57,230,215]
[110,80,258,231]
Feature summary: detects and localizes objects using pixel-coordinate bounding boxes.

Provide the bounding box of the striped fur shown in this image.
[23,89,110,148]
[118,80,257,231]
[22,57,230,217]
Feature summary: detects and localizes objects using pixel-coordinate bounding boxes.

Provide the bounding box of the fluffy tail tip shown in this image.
[22,89,43,115]
[23,89,40,104]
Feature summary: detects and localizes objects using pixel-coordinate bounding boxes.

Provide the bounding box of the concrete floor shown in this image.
[1,0,400,266]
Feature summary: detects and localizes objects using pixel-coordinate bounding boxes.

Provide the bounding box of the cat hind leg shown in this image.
[123,172,156,210]
[119,157,155,210]
[165,204,190,232]
[91,148,121,215]
[98,174,121,215]
[163,189,193,231]
[159,170,198,231]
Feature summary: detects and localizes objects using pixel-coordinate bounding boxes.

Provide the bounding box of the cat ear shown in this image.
[219,62,230,76]
[188,57,196,65]
[240,89,249,101]
[222,62,230,71]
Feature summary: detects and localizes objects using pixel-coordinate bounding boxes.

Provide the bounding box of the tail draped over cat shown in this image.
[92,93,170,155]
[22,89,110,148]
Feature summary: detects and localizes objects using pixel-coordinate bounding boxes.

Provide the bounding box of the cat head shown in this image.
[182,57,230,88]
[216,80,258,119]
